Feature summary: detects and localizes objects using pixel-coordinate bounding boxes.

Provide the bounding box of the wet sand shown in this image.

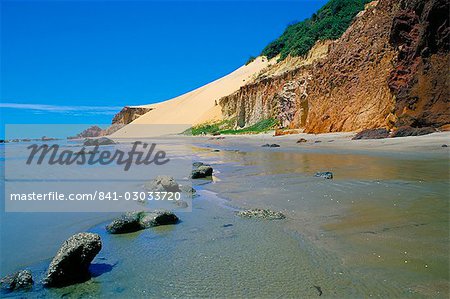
[189,131,449,297]
[1,132,449,298]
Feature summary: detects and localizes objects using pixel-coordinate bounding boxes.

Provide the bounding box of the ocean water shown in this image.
[0,140,448,298]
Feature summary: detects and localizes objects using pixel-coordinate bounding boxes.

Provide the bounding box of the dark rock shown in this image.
[314,140,322,143]
[0,270,33,291]
[442,144,448,147]
[83,137,115,146]
[106,211,179,234]
[352,128,390,140]
[236,209,286,220]
[191,162,213,179]
[140,211,179,228]
[212,149,221,152]
[296,138,308,143]
[223,224,233,227]
[315,172,333,179]
[145,175,181,192]
[43,233,102,288]
[105,212,143,234]
[390,126,436,137]
[262,144,280,148]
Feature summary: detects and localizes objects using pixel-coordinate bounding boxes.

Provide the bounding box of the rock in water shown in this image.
[352,128,389,140]
[315,172,333,179]
[106,211,179,234]
[105,212,143,234]
[296,138,308,143]
[0,270,33,291]
[236,209,286,220]
[140,211,179,228]
[145,175,181,192]
[190,162,213,179]
[83,137,115,146]
[262,144,280,148]
[43,233,102,288]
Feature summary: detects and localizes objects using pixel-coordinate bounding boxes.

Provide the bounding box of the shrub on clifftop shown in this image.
[261,0,371,60]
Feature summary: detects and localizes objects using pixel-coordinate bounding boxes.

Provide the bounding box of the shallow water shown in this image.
[199,145,450,297]
[0,140,449,298]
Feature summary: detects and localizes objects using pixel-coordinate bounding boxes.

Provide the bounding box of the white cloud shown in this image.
[0,102,122,115]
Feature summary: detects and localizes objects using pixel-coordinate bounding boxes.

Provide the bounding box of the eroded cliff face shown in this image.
[112,106,153,125]
[219,0,449,133]
[388,0,449,128]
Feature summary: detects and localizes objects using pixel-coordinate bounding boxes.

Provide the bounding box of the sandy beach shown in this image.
[1,132,449,297]
[188,131,450,155]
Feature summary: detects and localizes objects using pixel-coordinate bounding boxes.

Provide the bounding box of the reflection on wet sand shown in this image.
[199,145,449,297]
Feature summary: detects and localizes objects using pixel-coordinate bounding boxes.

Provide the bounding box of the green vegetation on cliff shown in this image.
[261,0,371,60]
[186,118,278,136]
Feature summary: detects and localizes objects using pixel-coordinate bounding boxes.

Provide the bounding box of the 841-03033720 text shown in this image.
[9,191,182,201]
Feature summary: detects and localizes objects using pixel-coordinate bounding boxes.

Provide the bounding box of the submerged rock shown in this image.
[43,233,102,288]
[0,270,33,291]
[174,200,189,209]
[145,175,181,192]
[191,162,213,179]
[106,211,179,234]
[179,184,196,195]
[83,137,115,146]
[296,138,308,143]
[314,172,333,179]
[236,209,286,220]
[352,128,390,140]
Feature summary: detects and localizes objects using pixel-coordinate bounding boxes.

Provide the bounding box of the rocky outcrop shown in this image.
[112,106,153,125]
[145,175,182,192]
[68,126,103,139]
[219,0,449,133]
[390,126,436,137]
[353,128,390,139]
[43,233,102,288]
[106,211,179,234]
[83,137,116,146]
[190,162,213,179]
[388,0,449,128]
[0,270,33,291]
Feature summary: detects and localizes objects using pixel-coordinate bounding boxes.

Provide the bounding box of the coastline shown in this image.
[187,131,450,156]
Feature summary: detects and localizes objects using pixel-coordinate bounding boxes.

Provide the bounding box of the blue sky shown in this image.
[0,0,327,138]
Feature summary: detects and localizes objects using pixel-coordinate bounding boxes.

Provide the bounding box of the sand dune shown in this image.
[112,57,269,138]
